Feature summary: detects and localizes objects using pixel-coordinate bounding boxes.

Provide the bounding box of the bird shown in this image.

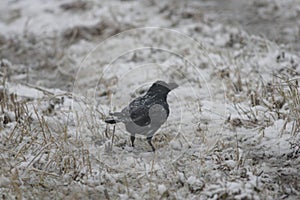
[105,80,178,151]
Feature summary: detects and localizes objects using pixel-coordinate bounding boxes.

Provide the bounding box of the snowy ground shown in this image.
[1,0,300,199]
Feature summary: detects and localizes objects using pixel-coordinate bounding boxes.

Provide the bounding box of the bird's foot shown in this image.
[124,145,134,152]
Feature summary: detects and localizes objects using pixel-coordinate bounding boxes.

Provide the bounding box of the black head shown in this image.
[147,81,178,95]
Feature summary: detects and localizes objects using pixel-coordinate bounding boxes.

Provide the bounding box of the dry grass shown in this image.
[0,79,98,199]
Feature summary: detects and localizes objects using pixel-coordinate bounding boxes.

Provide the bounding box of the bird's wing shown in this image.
[105,111,130,123]
[128,97,151,127]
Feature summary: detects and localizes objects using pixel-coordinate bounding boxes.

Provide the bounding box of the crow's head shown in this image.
[147,81,178,95]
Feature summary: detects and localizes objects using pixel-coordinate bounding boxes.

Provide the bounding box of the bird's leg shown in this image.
[147,136,155,152]
[130,135,135,147]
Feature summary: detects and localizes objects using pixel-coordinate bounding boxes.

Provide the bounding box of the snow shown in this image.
[1,0,300,199]
[158,184,167,195]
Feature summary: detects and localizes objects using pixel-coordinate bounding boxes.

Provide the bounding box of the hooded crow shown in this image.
[105,80,178,151]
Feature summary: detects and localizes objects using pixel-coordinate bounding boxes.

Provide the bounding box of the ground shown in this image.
[0,0,300,199]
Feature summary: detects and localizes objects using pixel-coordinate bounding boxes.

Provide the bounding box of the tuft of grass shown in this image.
[0,82,96,198]
[230,73,300,136]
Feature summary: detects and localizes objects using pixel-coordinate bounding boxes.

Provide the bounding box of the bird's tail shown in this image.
[105,112,128,124]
